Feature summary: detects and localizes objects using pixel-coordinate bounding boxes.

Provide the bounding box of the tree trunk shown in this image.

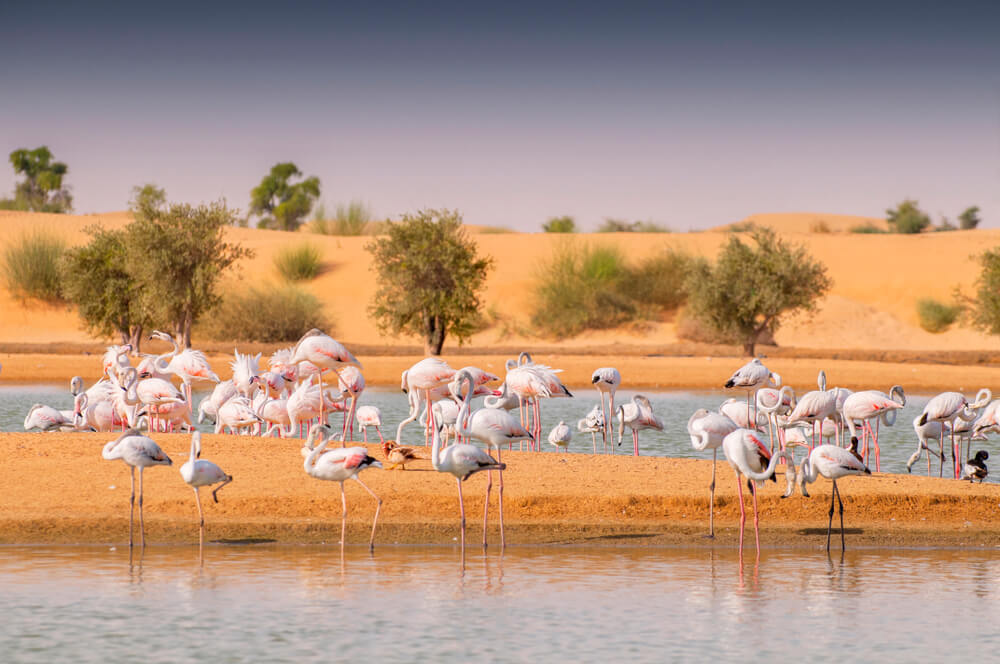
[423,314,446,356]
[743,338,756,357]
[128,325,144,355]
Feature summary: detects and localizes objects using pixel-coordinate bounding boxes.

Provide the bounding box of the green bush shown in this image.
[543,216,576,233]
[916,298,960,333]
[597,218,671,233]
[886,199,930,234]
[810,220,832,233]
[531,242,635,337]
[312,200,372,235]
[849,224,886,234]
[3,231,67,302]
[200,284,330,342]
[274,243,322,281]
[620,249,702,314]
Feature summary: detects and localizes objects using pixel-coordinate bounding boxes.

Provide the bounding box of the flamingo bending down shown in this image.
[617,395,664,456]
[214,396,262,435]
[787,442,871,552]
[301,425,382,551]
[591,367,621,444]
[721,428,796,558]
[724,357,780,429]
[429,421,505,550]
[547,420,572,453]
[396,357,456,445]
[577,404,605,453]
[179,431,233,546]
[455,370,532,549]
[687,409,739,537]
[24,404,79,431]
[906,415,947,476]
[102,429,173,548]
[841,386,905,471]
[917,388,992,478]
[337,365,366,440]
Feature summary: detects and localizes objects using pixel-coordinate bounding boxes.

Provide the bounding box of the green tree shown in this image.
[543,215,577,233]
[129,183,167,217]
[685,227,832,356]
[366,209,494,355]
[965,247,1000,335]
[60,226,153,350]
[886,199,930,234]
[249,162,320,231]
[0,146,73,212]
[126,200,253,347]
[959,206,982,230]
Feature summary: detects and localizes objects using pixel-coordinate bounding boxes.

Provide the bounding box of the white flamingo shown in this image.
[687,408,739,537]
[617,395,664,456]
[24,404,78,431]
[102,429,173,548]
[179,431,233,546]
[841,386,906,471]
[547,420,572,453]
[906,414,946,476]
[577,404,605,453]
[917,388,991,478]
[289,329,361,425]
[355,405,385,443]
[301,425,383,551]
[724,357,780,427]
[591,366,621,444]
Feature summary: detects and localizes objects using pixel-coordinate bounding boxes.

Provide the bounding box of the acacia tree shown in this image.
[685,227,832,356]
[249,162,320,231]
[366,209,494,355]
[959,206,982,230]
[886,199,930,234]
[965,247,1000,334]
[1,146,73,212]
[60,225,153,350]
[127,200,253,347]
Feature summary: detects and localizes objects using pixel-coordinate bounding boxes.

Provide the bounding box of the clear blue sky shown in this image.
[1,1,997,230]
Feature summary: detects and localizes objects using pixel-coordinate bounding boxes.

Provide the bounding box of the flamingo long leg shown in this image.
[194,487,204,549]
[483,469,492,549]
[836,480,846,552]
[826,479,836,552]
[456,477,466,551]
[633,429,639,456]
[128,467,136,549]
[353,476,382,551]
[736,473,746,558]
[138,467,146,548]
[751,482,760,556]
[708,449,717,538]
[339,482,347,548]
[497,449,505,549]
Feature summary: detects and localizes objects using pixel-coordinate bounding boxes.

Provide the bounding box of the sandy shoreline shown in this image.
[3,351,1000,393]
[3,431,1000,548]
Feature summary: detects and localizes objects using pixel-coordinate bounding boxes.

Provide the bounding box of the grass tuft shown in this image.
[274,243,322,281]
[200,283,331,342]
[2,230,67,302]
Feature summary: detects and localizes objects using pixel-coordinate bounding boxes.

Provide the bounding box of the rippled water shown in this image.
[0,384,983,479]
[1,545,998,663]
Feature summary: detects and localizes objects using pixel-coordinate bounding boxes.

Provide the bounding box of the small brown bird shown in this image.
[382,441,422,470]
[960,450,989,483]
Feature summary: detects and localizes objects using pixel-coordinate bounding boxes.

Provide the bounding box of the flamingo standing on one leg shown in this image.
[724,357,780,431]
[721,428,796,558]
[301,425,383,551]
[429,421,505,551]
[687,409,739,537]
[591,367,621,446]
[179,431,233,548]
[102,429,173,548]
[454,370,532,549]
[787,442,871,553]
[917,389,992,478]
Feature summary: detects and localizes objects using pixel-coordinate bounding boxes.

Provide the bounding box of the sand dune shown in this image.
[0,209,996,353]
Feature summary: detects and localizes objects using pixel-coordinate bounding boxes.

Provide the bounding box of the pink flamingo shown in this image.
[102,344,133,381]
[591,366,621,444]
[617,395,664,456]
[148,331,220,419]
[136,376,185,433]
[289,329,361,426]
[785,388,837,450]
[917,388,992,478]
[102,429,173,548]
[337,365,365,441]
[842,386,906,471]
[724,357,780,428]
[214,396,261,435]
[787,442,871,552]
[721,428,796,558]
[24,404,77,431]
[687,408,739,537]
[301,425,383,551]
[455,369,532,549]
[197,379,238,425]
[505,356,572,449]
[396,357,456,445]
[229,349,261,399]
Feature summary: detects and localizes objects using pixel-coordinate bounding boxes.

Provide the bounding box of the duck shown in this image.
[960,450,989,483]
[382,441,423,470]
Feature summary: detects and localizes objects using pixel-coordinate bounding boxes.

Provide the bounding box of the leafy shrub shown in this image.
[810,220,832,233]
[543,216,576,233]
[916,298,960,333]
[274,243,322,281]
[3,230,66,302]
[849,224,886,234]
[886,199,930,234]
[312,200,372,235]
[200,284,330,342]
[959,206,981,230]
[726,221,758,233]
[620,249,703,315]
[597,218,670,233]
[476,225,515,234]
[531,242,635,337]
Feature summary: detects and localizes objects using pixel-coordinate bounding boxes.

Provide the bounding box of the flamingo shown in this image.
[301,425,383,551]
[577,404,605,453]
[257,396,292,437]
[355,405,385,443]
[972,399,1000,437]
[483,381,521,413]
[592,367,621,444]
[431,399,461,444]
[230,349,261,399]
[841,386,906,471]
[102,344,133,381]
[906,414,946,476]
[756,385,796,451]
[429,420,506,550]
[817,370,852,443]
[720,397,766,430]
[102,429,173,548]
[617,395,664,456]
[396,357,457,445]
[785,387,837,450]
[917,388,991,478]
[721,428,795,557]
[147,331,220,419]
[960,450,989,483]
[505,357,572,449]
[337,365,365,441]
[724,357,780,428]
[787,442,871,552]
[455,369,532,549]
[136,376,185,433]
[547,420,572,453]
[179,431,233,547]
[74,392,124,432]
[687,408,739,537]
[215,396,262,435]
[24,404,78,431]
[198,379,238,425]
[289,329,361,426]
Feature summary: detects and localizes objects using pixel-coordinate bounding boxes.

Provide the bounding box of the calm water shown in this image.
[1,545,999,663]
[1,384,985,479]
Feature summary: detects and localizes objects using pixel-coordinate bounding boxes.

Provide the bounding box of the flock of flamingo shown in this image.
[19,331,997,555]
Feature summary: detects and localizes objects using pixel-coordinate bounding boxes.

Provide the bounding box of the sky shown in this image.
[1,0,997,230]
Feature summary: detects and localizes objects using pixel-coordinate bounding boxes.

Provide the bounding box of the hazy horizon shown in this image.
[1,1,997,230]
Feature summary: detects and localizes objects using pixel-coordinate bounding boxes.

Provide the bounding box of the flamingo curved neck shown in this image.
[743,448,794,482]
[303,429,330,471]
